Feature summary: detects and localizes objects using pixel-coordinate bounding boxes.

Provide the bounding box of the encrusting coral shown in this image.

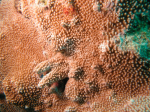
[102,42,150,96]
[0,0,150,112]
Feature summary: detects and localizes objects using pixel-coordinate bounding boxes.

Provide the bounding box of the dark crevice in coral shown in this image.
[57,77,69,93]
[76,97,85,104]
[25,108,35,112]
[0,93,5,100]
[57,38,76,56]
[14,0,22,14]
[74,68,84,80]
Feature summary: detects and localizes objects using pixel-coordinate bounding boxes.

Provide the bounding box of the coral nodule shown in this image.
[0,0,150,112]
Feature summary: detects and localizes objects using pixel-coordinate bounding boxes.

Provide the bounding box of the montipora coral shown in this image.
[0,0,150,111]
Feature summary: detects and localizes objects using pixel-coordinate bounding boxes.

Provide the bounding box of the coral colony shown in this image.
[0,0,150,112]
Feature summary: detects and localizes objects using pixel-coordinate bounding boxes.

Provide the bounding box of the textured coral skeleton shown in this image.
[0,0,150,112]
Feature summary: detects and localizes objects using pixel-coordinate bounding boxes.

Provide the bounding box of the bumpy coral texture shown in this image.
[0,0,150,112]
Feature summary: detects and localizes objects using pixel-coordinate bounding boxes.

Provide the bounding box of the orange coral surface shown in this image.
[0,0,150,112]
